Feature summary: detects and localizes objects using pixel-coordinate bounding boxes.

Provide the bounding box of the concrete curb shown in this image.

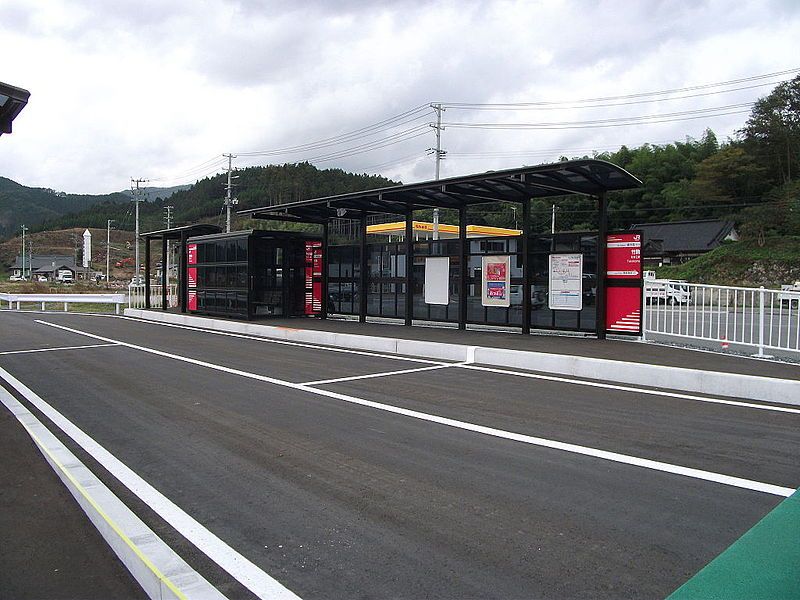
[0,382,225,600]
[124,309,800,405]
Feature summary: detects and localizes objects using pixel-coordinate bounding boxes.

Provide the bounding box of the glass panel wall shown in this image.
[193,237,249,319]
[529,232,597,333]
[327,245,360,315]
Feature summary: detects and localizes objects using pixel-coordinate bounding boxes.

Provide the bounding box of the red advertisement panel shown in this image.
[606,287,641,334]
[188,290,197,311]
[188,243,197,265]
[304,241,323,315]
[187,267,197,288]
[606,233,641,279]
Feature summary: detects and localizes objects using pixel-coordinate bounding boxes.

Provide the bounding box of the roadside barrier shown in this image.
[644,282,800,357]
[0,292,125,314]
[127,283,178,309]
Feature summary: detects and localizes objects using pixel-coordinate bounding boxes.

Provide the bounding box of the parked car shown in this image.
[644,272,692,305]
[779,282,800,308]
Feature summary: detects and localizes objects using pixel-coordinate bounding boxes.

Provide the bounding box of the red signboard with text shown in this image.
[304,240,323,315]
[605,232,643,335]
[187,243,198,312]
[606,233,641,279]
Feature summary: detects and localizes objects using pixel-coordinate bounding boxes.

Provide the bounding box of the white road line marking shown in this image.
[0,343,119,356]
[87,313,800,414]
[35,319,796,498]
[455,364,800,415]
[303,364,454,386]
[0,363,301,600]
[0,386,225,600]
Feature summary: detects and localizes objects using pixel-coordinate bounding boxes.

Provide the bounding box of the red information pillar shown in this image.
[187,243,198,312]
[604,232,643,335]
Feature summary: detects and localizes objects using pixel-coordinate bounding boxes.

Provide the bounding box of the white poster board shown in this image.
[481,255,511,307]
[548,253,583,310]
[424,257,450,305]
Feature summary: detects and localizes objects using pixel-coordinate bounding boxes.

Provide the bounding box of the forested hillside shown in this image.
[0,177,127,239]
[35,163,398,235]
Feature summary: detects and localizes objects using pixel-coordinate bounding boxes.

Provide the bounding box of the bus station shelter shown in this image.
[141,223,222,311]
[239,159,642,338]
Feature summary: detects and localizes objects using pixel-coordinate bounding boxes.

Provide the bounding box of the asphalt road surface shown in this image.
[1,310,798,599]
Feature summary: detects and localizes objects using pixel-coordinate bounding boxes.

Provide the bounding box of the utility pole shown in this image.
[20,225,27,280]
[27,240,33,280]
[551,204,556,234]
[163,205,174,229]
[430,103,446,180]
[223,153,238,233]
[430,103,446,240]
[106,219,115,287]
[131,178,147,284]
[163,205,174,284]
[71,231,79,265]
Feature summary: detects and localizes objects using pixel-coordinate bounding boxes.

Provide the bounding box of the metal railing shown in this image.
[643,281,800,356]
[0,292,126,314]
[127,283,178,309]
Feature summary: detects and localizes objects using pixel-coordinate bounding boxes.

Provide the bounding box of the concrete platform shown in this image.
[126,310,800,405]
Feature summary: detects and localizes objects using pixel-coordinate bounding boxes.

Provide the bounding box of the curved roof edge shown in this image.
[239,159,641,223]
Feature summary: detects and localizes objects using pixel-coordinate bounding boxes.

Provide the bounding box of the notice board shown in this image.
[424,257,450,305]
[481,255,510,307]
[548,253,583,310]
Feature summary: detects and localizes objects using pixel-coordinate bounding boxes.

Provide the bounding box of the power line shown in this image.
[235,104,432,157]
[443,103,754,130]
[355,149,432,173]
[147,156,228,184]
[443,80,792,112]
[304,126,431,163]
[439,67,799,108]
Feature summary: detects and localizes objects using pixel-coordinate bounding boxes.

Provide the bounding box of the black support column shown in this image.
[359,212,367,322]
[144,238,151,309]
[321,221,329,319]
[404,209,413,325]
[595,193,608,340]
[458,205,468,330]
[179,232,188,313]
[161,234,168,310]
[521,198,531,335]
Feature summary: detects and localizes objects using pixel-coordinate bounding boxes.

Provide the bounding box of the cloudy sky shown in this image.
[1,0,798,194]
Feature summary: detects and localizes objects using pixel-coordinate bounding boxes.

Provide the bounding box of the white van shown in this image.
[644,271,691,305]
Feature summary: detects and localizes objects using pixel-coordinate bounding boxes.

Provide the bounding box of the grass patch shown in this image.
[657,237,800,288]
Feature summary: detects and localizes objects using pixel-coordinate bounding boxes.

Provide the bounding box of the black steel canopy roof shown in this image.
[0,81,31,135]
[239,159,641,224]
[141,223,222,240]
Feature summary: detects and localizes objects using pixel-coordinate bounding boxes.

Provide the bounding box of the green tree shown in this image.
[689,145,769,206]
[740,74,800,184]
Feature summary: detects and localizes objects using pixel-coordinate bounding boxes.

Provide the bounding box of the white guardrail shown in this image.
[643,281,800,357]
[127,283,178,309]
[0,292,126,314]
